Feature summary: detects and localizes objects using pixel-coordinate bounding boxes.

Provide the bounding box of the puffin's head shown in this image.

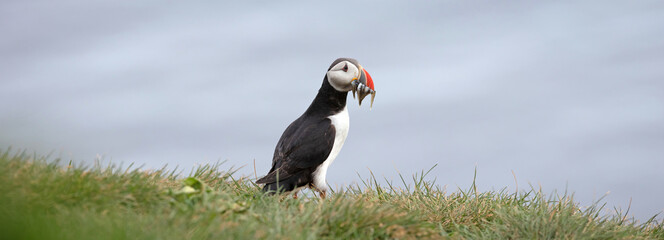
[326,58,376,108]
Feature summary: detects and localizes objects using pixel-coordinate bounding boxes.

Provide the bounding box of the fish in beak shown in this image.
[351,66,376,108]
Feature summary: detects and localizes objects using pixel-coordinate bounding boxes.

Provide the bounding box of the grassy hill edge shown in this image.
[0,149,661,239]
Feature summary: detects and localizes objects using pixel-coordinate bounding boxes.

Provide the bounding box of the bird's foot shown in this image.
[319,190,326,199]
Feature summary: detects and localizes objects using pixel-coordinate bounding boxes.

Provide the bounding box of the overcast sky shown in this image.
[1,1,663,221]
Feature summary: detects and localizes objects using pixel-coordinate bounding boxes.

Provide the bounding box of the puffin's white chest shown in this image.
[312,106,349,190]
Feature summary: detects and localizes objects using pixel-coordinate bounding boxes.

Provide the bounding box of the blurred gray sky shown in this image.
[1,1,663,221]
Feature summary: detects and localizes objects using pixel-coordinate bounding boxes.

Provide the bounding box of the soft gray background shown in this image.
[1,1,663,221]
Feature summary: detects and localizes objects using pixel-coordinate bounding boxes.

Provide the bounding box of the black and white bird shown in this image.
[256,58,376,198]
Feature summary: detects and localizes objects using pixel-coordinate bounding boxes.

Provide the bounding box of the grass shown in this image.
[0,149,662,240]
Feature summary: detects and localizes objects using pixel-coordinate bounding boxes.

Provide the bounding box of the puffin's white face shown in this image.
[326,60,361,92]
[326,59,376,108]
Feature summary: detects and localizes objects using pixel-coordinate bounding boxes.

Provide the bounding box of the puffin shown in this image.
[256,58,376,198]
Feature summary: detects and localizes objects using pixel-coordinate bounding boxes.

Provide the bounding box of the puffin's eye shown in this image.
[342,63,348,72]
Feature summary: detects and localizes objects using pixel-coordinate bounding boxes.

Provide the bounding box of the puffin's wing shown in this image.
[256,118,335,184]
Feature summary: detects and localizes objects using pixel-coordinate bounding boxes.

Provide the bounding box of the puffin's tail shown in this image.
[261,182,279,195]
[260,178,298,195]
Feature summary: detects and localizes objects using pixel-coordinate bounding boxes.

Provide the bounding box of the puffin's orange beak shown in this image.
[360,68,374,90]
[351,66,376,109]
